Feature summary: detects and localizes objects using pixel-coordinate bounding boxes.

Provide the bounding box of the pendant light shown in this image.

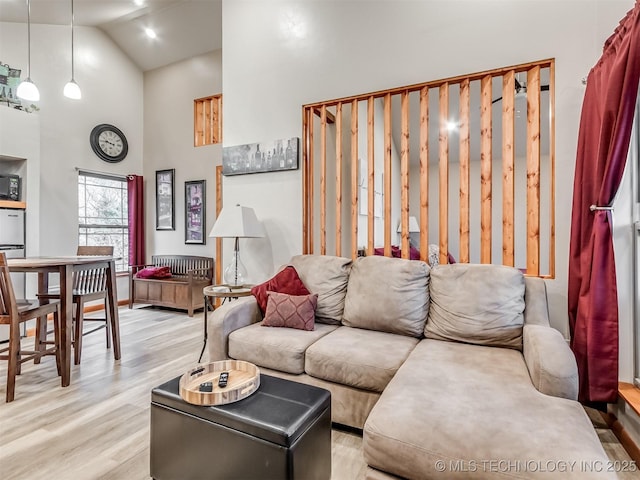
[16,0,40,102]
[63,0,81,99]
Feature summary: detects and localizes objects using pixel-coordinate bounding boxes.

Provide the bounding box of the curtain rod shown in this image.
[75,167,127,180]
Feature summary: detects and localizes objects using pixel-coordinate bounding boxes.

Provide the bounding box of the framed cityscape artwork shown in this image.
[222,137,299,175]
[185,180,206,244]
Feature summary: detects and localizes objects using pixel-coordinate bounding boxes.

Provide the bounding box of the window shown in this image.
[194,94,222,146]
[78,172,128,272]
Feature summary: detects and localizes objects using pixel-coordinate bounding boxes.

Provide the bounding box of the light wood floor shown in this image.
[0,307,634,480]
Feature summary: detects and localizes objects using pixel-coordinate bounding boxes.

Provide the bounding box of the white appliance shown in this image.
[0,208,26,342]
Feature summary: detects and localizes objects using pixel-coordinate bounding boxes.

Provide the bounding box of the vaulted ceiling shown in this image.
[0,0,222,71]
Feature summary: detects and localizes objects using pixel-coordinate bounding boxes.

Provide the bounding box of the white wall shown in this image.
[222,0,635,335]
[0,22,144,299]
[143,50,223,262]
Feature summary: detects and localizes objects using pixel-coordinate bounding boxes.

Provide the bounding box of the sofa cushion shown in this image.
[229,321,337,374]
[425,264,525,350]
[305,326,419,393]
[290,255,352,325]
[343,256,430,338]
[364,339,613,480]
[250,265,310,314]
[262,291,318,331]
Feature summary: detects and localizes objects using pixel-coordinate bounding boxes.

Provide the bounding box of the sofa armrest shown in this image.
[523,324,578,400]
[207,296,261,362]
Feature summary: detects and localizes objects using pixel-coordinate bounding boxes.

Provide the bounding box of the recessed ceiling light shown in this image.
[144,27,157,39]
[134,0,145,6]
[447,121,458,132]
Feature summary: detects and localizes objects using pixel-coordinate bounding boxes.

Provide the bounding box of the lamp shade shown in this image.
[209,204,265,238]
[397,216,420,233]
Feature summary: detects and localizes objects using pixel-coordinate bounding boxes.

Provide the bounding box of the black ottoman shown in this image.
[150,373,331,480]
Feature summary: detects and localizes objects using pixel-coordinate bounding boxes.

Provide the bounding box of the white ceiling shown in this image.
[0,0,222,71]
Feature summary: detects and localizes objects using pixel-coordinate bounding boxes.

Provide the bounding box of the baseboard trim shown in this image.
[25,299,129,337]
[601,410,640,464]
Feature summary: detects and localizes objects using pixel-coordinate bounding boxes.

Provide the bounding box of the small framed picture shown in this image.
[185,180,206,244]
[156,169,175,230]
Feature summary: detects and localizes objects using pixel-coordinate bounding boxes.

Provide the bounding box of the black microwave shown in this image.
[0,174,20,201]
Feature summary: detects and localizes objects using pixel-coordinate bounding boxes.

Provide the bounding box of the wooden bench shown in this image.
[129,255,214,317]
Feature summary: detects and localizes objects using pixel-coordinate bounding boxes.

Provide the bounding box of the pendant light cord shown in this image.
[70,0,75,79]
[26,0,31,78]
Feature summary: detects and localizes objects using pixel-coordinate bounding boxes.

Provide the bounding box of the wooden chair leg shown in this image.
[33,315,47,365]
[74,300,84,365]
[53,309,62,377]
[104,298,111,349]
[6,321,21,403]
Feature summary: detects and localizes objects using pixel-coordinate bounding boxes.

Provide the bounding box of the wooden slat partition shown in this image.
[438,84,449,265]
[302,59,555,278]
[400,91,410,259]
[320,105,327,255]
[502,71,516,266]
[350,100,359,259]
[548,62,556,279]
[335,102,343,257]
[384,93,392,257]
[308,107,315,254]
[215,165,222,286]
[480,75,492,264]
[526,66,541,276]
[302,108,310,253]
[367,96,375,256]
[459,79,471,264]
[419,87,429,262]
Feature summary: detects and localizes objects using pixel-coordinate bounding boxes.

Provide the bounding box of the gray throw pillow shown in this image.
[290,255,352,325]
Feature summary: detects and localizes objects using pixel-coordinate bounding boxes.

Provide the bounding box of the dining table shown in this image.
[7,256,121,387]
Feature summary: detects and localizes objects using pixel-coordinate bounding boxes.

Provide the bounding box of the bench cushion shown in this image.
[305,327,419,393]
[364,339,613,479]
[136,266,172,279]
[229,322,338,374]
[343,256,430,338]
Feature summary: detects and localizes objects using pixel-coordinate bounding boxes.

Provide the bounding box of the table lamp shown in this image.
[397,216,420,247]
[208,204,264,287]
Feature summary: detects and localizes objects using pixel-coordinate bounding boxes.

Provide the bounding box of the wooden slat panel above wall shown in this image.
[194,95,222,147]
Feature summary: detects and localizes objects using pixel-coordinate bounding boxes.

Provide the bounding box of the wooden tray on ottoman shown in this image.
[179,360,260,406]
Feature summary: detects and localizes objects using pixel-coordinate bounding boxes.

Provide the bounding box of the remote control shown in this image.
[218,372,229,388]
[199,381,213,392]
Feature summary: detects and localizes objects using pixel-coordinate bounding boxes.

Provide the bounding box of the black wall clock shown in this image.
[90,124,128,163]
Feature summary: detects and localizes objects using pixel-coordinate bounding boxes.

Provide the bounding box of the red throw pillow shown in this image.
[251,266,310,314]
[135,266,172,279]
[262,291,318,331]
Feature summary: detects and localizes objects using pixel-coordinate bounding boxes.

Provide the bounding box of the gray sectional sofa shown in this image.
[207,254,616,479]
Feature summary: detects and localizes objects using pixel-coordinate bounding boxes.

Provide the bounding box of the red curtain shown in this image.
[569,1,640,404]
[127,175,145,267]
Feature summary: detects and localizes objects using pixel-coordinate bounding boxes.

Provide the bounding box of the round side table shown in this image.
[199,285,253,363]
